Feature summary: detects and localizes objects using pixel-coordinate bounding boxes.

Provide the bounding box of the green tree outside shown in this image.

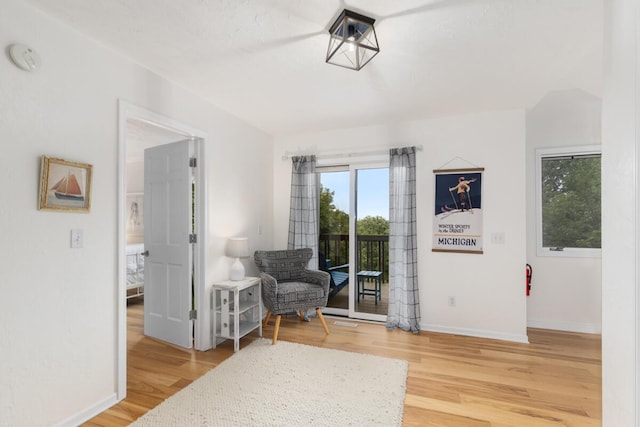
[319,185,349,266]
[357,215,389,235]
[319,185,348,235]
[319,184,391,278]
[319,185,390,236]
[541,155,601,248]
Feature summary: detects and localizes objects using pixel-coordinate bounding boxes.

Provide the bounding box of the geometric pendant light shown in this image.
[326,9,380,71]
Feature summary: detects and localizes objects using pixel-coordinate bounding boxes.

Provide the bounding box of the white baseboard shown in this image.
[53,393,119,427]
[527,319,601,334]
[421,323,530,344]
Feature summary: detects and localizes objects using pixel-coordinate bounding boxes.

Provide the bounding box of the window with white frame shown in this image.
[536,145,601,257]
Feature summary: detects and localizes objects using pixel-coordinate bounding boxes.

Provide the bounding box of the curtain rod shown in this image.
[281,145,423,161]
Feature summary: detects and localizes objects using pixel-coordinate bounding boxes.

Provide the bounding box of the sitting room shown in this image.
[1,0,636,426]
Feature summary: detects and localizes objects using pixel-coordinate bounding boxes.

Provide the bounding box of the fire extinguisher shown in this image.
[526,264,533,296]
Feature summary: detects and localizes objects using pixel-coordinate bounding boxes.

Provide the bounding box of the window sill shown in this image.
[536,248,601,258]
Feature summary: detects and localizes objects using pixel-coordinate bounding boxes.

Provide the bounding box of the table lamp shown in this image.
[226,237,249,281]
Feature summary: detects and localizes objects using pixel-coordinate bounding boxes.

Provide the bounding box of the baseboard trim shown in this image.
[527,319,601,334]
[421,323,530,344]
[53,393,119,427]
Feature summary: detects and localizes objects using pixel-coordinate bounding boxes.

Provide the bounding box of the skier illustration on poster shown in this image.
[448,176,478,213]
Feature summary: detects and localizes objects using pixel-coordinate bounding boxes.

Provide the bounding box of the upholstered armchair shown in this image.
[254,248,331,344]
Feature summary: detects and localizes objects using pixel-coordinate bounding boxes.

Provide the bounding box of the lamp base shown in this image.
[230,258,245,281]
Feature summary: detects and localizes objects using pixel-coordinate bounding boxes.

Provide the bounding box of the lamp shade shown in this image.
[326,9,379,71]
[227,237,249,281]
[226,237,249,258]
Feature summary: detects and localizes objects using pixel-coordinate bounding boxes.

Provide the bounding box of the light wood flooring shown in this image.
[84,299,601,426]
[328,282,390,315]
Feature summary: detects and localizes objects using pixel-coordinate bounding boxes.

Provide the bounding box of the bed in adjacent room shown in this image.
[126,243,144,299]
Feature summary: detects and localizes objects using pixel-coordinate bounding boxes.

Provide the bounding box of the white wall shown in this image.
[126,161,144,193]
[274,110,528,343]
[601,0,639,424]
[0,1,273,426]
[525,89,602,333]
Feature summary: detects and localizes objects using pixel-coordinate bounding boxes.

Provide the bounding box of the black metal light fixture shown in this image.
[326,9,379,71]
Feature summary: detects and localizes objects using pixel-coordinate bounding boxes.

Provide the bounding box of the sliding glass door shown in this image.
[319,164,389,322]
[354,168,389,319]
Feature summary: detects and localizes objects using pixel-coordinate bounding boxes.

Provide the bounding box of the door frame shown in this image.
[317,165,350,318]
[348,163,388,323]
[116,100,208,400]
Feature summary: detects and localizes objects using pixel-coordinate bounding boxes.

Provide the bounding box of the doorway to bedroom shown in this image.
[118,101,208,400]
[124,120,188,300]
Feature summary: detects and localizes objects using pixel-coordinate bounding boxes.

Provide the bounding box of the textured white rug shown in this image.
[131,338,408,426]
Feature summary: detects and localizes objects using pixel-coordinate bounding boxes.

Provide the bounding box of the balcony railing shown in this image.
[318,234,389,282]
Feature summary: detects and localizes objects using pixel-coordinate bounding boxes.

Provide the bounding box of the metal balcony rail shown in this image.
[318,234,389,282]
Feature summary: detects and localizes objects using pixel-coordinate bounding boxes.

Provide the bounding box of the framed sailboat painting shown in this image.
[38,156,93,212]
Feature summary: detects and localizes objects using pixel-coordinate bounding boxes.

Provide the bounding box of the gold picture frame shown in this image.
[38,156,93,212]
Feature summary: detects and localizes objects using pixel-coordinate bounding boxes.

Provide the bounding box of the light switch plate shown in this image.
[71,229,84,248]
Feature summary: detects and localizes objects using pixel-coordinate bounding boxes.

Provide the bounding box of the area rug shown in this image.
[131,338,408,426]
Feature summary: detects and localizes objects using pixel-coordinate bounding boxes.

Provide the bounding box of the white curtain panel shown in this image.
[387,147,421,333]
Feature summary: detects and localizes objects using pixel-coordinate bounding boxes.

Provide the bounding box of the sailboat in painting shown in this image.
[50,171,84,201]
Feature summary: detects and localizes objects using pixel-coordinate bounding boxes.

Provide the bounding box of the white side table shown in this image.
[211,276,262,352]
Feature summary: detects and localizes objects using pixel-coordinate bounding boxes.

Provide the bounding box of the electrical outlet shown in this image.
[448,296,456,307]
[491,232,506,244]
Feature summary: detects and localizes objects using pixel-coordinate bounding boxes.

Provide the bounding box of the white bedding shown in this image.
[126,243,144,290]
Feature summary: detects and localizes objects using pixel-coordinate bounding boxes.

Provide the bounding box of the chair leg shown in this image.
[272,315,282,345]
[299,310,305,321]
[316,309,330,335]
[263,311,272,327]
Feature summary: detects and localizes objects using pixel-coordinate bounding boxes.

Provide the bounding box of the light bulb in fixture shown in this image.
[326,9,379,71]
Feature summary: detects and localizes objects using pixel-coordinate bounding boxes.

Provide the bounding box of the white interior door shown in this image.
[143,139,194,348]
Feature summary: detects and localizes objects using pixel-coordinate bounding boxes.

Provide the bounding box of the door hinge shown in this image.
[189,234,197,243]
[189,309,197,320]
[189,157,197,167]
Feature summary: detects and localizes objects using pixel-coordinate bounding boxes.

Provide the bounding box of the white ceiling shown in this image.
[25,0,602,136]
[125,118,192,163]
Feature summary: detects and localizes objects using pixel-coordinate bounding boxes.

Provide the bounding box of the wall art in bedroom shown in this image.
[38,156,93,212]
[126,193,144,237]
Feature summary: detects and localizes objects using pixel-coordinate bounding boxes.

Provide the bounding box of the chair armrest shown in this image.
[302,269,330,293]
[260,272,277,296]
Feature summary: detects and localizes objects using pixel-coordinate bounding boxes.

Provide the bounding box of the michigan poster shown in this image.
[432,168,484,254]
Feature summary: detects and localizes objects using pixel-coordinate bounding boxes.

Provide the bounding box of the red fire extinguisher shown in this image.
[526,264,533,296]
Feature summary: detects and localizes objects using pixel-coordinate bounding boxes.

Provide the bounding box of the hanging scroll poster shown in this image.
[432,168,484,254]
